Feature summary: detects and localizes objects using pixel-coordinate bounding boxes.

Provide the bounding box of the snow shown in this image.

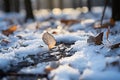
[19,62,49,74]
[0,7,120,80]
[81,69,120,80]
[60,52,87,72]
[0,21,9,30]
[0,52,15,72]
[55,34,83,44]
[69,23,85,32]
[14,44,48,58]
[49,65,80,80]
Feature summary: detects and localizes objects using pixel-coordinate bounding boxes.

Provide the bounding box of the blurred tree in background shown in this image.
[3,0,10,12]
[0,0,105,21]
[11,0,20,12]
[24,0,35,21]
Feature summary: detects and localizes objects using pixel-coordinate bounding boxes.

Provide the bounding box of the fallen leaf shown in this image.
[106,60,119,68]
[42,32,56,49]
[110,43,120,49]
[87,32,103,45]
[52,31,58,34]
[44,66,54,73]
[2,25,17,36]
[94,32,103,45]
[60,19,80,25]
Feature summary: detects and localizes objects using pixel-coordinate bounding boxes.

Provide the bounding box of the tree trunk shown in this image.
[73,0,77,8]
[24,0,35,21]
[87,0,91,12]
[36,0,40,10]
[73,0,83,9]
[14,0,20,12]
[48,0,53,10]
[59,0,63,9]
[11,0,20,12]
[3,0,11,12]
[111,0,120,21]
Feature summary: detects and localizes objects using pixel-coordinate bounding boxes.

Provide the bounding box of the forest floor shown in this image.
[0,7,120,80]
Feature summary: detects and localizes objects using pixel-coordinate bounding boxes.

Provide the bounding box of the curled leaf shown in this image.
[2,25,17,36]
[42,32,56,49]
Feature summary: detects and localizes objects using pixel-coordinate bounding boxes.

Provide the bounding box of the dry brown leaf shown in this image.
[87,32,103,45]
[42,32,56,49]
[94,32,103,45]
[60,19,80,25]
[111,43,120,49]
[2,25,17,36]
[52,31,58,34]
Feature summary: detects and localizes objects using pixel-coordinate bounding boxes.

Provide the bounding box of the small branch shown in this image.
[101,0,109,26]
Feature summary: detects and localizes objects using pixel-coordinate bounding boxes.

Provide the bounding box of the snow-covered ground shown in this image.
[0,7,120,80]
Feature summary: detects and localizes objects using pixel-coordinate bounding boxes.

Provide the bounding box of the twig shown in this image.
[101,0,109,26]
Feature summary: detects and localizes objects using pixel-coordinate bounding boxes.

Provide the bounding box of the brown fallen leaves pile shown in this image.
[2,25,17,36]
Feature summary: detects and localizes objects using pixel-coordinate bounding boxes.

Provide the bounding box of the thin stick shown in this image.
[101,0,109,26]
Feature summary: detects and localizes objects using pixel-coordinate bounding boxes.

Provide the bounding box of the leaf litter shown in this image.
[0,7,120,80]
